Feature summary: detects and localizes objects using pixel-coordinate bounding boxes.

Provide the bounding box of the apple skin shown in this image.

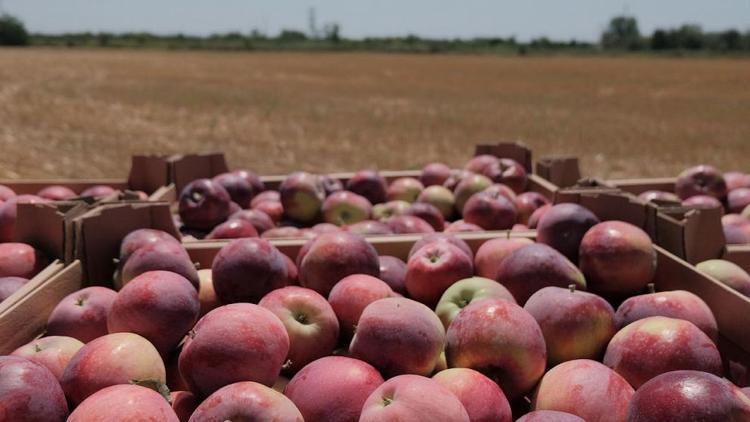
[579,221,657,298]
[615,289,719,342]
[178,178,232,230]
[726,171,750,191]
[495,243,586,305]
[525,286,616,366]
[213,170,263,209]
[387,214,436,234]
[480,158,528,194]
[108,271,200,357]
[211,238,290,303]
[432,368,512,422]
[279,171,326,223]
[537,203,599,263]
[0,356,69,422]
[417,185,456,219]
[328,274,393,339]
[435,276,516,329]
[61,332,166,406]
[723,214,750,244]
[311,222,342,234]
[406,241,474,307]
[345,219,393,235]
[515,191,551,224]
[372,200,410,222]
[119,228,180,264]
[454,173,493,215]
[533,359,634,422]
[46,286,117,343]
[408,232,473,261]
[37,185,77,200]
[729,188,750,214]
[285,356,384,422]
[626,370,750,422]
[188,381,302,421]
[403,202,445,231]
[229,209,275,234]
[80,185,116,198]
[421,162,452,186]
[465,154,499,173]
[682,194,723,208]
[446,298,546,400]
[179,303,289,397]
[0,242,48,279]
[262,226,303,239]
[387,177,425,203]
[0,276,28,302]
[346,169,388,205]
[258,286,339,373]
[254,199,284,223]
[0,184,14,201]
[322,190,373,226]
[205,218,259,239]
[11,336,84,380]
[378,255,407,295]
[527,203,551,229]
[320,174,344,196]
[251,190,280,207]
[462,190,518,230]
[517,411,586,422]
[445,220,484,233]
[299,231,380,297]
[474,237,534,279]
[350,297,445,377]
[675,165,728,200]
[603,316,722,389]
[119,240,199,290]
[696,259,750,297]
[359,374,470,422]
[68,384,178,422]
[171,390,199,422]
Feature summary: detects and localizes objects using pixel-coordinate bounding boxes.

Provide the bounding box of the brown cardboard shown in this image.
[74,202,180,284]
[13,202,92,263]
[536,157,582,189]
[723,245,750,270]
[656,205,726,264]
[128,155,171,194]
[474,142,533,172]
[169,153,230,194]
[553,190,657,239]
[607,177,676,195]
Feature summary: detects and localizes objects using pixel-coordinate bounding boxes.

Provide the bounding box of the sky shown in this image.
[2,0,749,42]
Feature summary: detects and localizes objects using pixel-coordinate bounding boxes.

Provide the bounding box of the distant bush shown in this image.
[0,14,29,46]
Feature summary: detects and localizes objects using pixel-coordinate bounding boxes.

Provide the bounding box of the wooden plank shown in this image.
[607,177,677,195]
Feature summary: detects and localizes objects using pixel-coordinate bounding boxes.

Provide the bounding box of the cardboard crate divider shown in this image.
[169,153,230,194]
[74,202,180,284]
[536,157,582,189]
[656,206,726,264]
[607,177,677,196]
[725,245,750,270]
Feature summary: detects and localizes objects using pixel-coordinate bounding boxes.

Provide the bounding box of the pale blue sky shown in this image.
[3,0,749,42]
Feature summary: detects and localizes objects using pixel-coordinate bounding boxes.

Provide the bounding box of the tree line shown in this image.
[1,14,749,55]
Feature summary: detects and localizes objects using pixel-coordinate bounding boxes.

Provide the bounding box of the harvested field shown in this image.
[0,48,748,179]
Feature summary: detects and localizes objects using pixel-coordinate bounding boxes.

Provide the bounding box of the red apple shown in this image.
[729,188,750,213]
[251,190,280,208]
[11,336,84,380]
[68,384,178,421]
[346,169,388,205]
[0,242,48,278]
[328,274,393,339]
[462,190,517,230]
[189,381,303,421]
[675,165,728,200]
[454,173,492,214]
[346,220,393,235]
[403,202,445,231]
[436,276,516,329]
[408,232,474,261]
[432,368,512,422]
[527,203,551,229]
[211,238,289,303]
[119,240,199,290]
[515,191,551,224]
[311,222,342,234]
[537,203,599,263]
[480,158,527,194]
[418,185,456,219]
[119,228,180,264]
[279,171,325,223]
[378,255,407,294]
[262,226,303,239]
[0,276,28,302]
[254,200,284,223]
[0,356,68,421]
[0,184,14,201]
[421,162,452,186]
[445,220,484,233]
[205,218,258,240]
[682,194,723,209]
[46,286,117,343]
[372,200,410,222]
[178,178,232,230]
[406,241,474,307]
[80,185,116,198]
[723,214,750,244]
[230,208,275,234]
[360,375,470,422]
[213,171,258,208]
[171,390,199,422]
[387,177,425,203]
[474,237,533,279]
[465,154,499,173]
[37,185,77,200]
[726,171,750,191]
[285,356,384,422]
[322,191,373,226]
[696,259,750,297]
[517,411,585,422]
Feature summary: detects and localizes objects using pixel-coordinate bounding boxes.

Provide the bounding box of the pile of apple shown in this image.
[636,165,750,245]
[176,155,552,240]
[3,199,750,421]
[0,242,49,303]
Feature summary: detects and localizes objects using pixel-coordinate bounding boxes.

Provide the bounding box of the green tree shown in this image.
[601,16,642,50]
[0,14,29,46]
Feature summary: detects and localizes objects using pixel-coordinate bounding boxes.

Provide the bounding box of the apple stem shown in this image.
[568,284,576,293]
[112,258,120,265]
[282,359,293,371]
[647,283,656,294]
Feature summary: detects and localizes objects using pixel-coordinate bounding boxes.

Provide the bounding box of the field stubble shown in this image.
[0,49,748,180]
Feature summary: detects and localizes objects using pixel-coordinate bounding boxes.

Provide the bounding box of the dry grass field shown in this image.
[0,48,748,180]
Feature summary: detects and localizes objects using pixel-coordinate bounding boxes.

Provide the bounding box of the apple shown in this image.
[0,184,14,201]
[406,241,474,307]
[443,169,473,191]
[480,158,528,194]
[417,185,456,219]
[119,240,199,290]
[723,214,750,244]
[328,274,393,339]
[299,231,380,296]
[696,259,750,297]
[372,200,410,222]
[213,170,263,208]
[403,202,445,231]
[311,222,342,234]
[350,297,445,377]
[408,232,473,261]
[637,190,680,203]
[211,238,289,303]
[37,185,77,200]
[675,165,728,200]
[320,174,344,195]
[359,375,470,422]
[262,226,303,239]
[68,384,178,422]
[446,298,546,400]
[444,220,484,233]
[0,276,28,302]
[259,286,339,372]
[682,194,723,208]
[11,336,84,380]
[171,390,199,422]
[388,214,435,234]
[178,178,232,230]
[421,162,452,186]
[729,188,750,213]
[119,228,180,264]
[495,243,586,305]
[46,286,117,343]
[285,356,384,422]
[603,316,722,388]
[465,154,499,173]
[378,255,407,294]
[726,171,750,191]
[205,218,259,239]
[0,242,48,278]
[346,220,393,235]
[454,173,492,215]
[579,221,656,298]
[626,370,750,421]
[0,356,69,421]
[251,190,280,208]
[178,303,289,396]
[615,287,718,341]
[61,332,166,405]
[462,190,517,230]
[279,171,326,223]
[435,276,516,329]
[533,359,634,422]
[252,200,283,223]
[527,203,551,229]
[346,169,388,204]
[517,411,585,422]
[515,192,551,224]
[188,381,302,421]
[322,191,373,226]
[474,237,534,279]
[432,368,512,422]
[80,185,116,198]
[229,209,275,235]
[387,177,424,203]
[525,286,616,365]
[537,203,600,263]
